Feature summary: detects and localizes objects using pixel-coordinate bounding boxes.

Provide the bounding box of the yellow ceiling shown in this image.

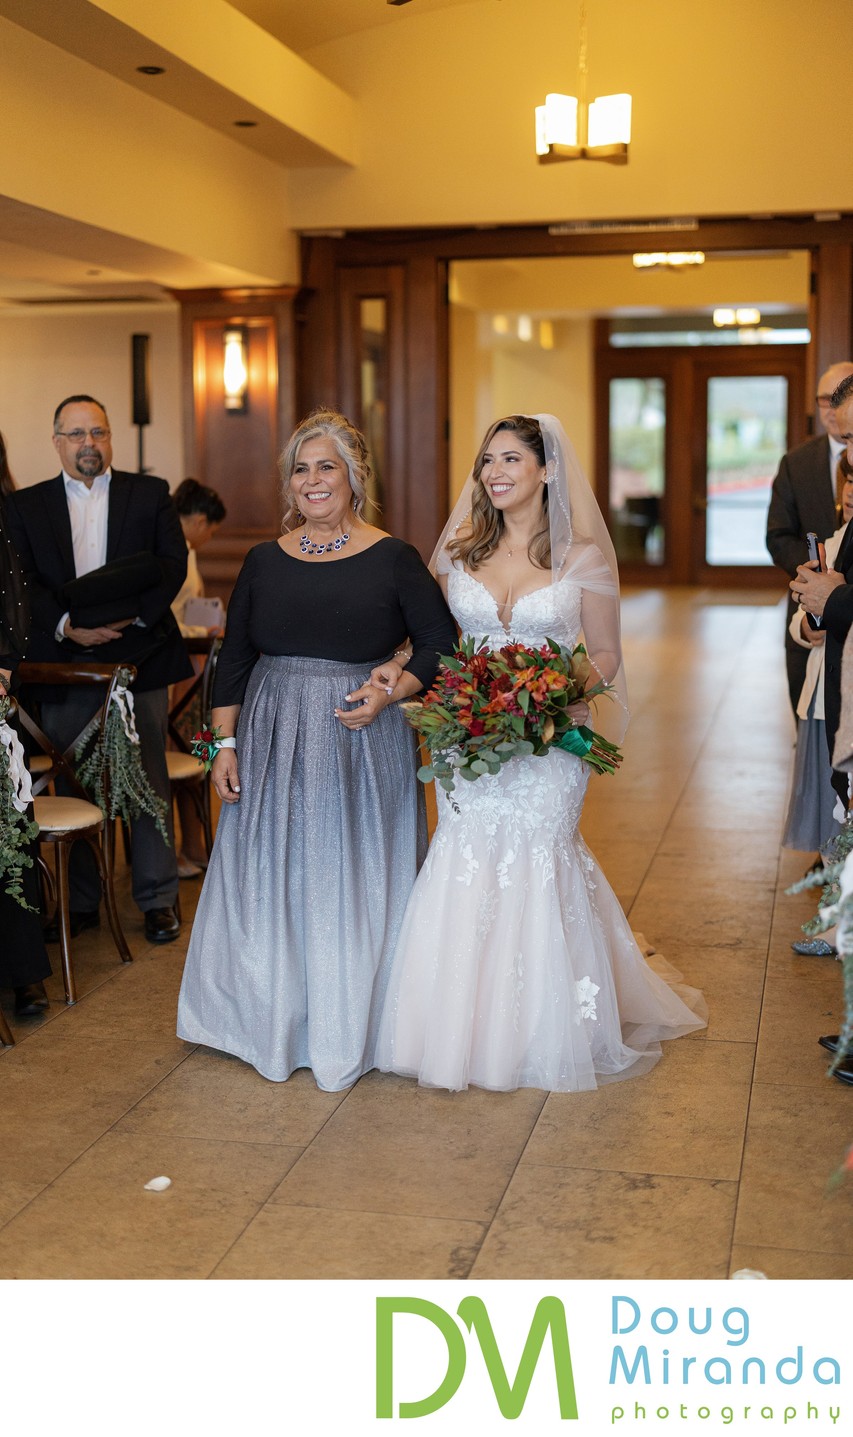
[0,0,850,302]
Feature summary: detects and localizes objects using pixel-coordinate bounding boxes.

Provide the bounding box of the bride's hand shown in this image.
[336,680,392,729]
[369,658,404,696]
[567,699,590,727]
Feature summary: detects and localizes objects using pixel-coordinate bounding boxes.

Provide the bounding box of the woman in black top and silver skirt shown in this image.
[177,410,455,1089]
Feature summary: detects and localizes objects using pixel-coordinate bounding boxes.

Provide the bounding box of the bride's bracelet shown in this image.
[191,726,237,773]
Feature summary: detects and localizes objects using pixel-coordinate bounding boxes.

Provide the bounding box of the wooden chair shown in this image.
[167,635,222,859]
[16,661,136,1006]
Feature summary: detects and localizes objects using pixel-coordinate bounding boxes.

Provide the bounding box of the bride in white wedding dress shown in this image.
[374,413,706,1092]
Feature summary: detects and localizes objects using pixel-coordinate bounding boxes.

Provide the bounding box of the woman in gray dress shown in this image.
[176,409,455,1089]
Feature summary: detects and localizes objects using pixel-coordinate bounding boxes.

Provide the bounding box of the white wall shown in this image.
[0,304,184,489]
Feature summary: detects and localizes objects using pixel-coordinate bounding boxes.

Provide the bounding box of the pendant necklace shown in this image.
[300,530,351,556]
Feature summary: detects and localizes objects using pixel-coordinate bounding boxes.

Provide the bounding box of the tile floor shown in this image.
[2,588,851,1279]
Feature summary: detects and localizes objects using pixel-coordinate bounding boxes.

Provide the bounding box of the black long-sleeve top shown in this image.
[213,537,456,707]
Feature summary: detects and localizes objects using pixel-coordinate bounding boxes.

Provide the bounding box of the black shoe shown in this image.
[804,854,824,877]
[43,909,100,943]
[144,907,180,944]
[14,982,49,1016]
[819,1034,840,1053]
[832,1053,853,1086]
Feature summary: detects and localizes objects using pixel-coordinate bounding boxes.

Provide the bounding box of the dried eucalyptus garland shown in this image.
[74,668,170,845]
[0,694,40,910]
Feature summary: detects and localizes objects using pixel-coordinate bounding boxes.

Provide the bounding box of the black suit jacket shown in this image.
[766,435,840,703]
[823,521,853,765]
[5,471,192,693]
[766,434,837,575]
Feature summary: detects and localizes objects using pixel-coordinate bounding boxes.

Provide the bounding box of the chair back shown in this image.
[16,662,137,816]
[168,637,222,752]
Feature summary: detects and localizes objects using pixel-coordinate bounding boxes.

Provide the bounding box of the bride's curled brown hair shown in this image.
[448,415,549,571]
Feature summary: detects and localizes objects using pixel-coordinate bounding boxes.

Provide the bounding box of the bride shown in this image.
[373,413,706,1092]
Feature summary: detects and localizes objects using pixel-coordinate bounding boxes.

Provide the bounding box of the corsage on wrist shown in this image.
[191,726,236,772]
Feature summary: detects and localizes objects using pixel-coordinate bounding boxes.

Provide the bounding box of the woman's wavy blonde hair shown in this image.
[279,407,374,531]
[447,415,550,571]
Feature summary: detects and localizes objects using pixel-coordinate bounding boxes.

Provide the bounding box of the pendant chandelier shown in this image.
[535,1,632,164]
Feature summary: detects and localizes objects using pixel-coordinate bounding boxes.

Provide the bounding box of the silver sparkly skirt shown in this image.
[177,654,427,1089]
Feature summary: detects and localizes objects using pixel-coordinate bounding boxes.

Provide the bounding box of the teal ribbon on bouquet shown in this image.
[556,724,622,776]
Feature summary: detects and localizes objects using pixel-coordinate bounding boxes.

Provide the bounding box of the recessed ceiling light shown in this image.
[137,65,165,75]
[233,119,258,128]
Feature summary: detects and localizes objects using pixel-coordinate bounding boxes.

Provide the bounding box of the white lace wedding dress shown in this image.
[374,557,707,1092]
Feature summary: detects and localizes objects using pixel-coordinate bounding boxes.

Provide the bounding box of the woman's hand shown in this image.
[567,699,590,727]
[211,747,241,803]
[369,658,404,696]
[335,680,393,730]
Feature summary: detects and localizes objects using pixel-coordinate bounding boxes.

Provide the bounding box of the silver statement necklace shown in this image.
[300,530,351,556]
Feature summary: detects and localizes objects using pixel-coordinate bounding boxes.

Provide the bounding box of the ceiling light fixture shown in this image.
[535,1,631,164]
[633,252,705,270]
[713,307,762,328]
[136,65,165,75]
[233,119,258,128]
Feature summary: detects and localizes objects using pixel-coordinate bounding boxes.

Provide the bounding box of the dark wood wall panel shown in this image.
[175,288,296,600]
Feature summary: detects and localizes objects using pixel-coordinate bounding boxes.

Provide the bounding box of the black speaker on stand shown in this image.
[131,333,151,473]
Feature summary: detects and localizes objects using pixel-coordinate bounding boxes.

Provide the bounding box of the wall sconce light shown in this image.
[223,326,249,413]
[633,252,706,270]
[535,2,631,164]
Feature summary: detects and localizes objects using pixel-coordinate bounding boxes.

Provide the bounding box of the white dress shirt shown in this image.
[829,435,845,490]
[55,468,111,639]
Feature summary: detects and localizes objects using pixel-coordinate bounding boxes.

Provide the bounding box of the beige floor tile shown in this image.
[729,1244,853,1279]
[734,1082,853,1255]
[44,948,187,1038]
[627,886,773,956]
[524,1041,753,1181]
[0,1176,45,1229]
[471,1165,737,1278]
[672,948,763,1044]
[268,1071,546,1222]
[213,1204,487,1279]
[0,1116,108,1191]
[0,1131,301,1279]
[754,973,844,1086]
[655,830,781,884]
[0,1029,189,1138]
[116,1049,347,1145]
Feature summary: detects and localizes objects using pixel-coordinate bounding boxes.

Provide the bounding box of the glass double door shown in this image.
[597,348,807,585]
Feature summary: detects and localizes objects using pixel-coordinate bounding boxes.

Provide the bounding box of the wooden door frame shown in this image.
[689,348,806,587]
[595,340,806,586]
[297,217,853,560]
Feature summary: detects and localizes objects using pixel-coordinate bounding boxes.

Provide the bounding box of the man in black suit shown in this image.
[790,372,853,1085]
[766,362,853,715]
[792,374,853,779]
[6,395,192,943]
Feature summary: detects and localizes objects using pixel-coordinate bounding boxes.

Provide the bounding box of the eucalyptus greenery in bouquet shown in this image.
[404,636,622,806]
[75,668,170,844]
[0,694,40,910]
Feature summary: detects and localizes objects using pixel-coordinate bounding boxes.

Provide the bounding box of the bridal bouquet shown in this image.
[405,636,623,801]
